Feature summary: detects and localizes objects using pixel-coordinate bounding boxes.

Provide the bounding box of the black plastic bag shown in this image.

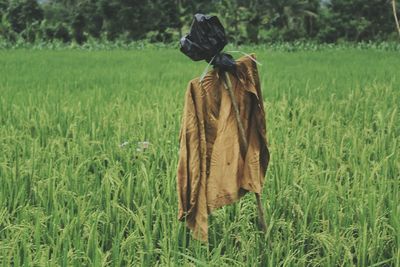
[180,14,236,73]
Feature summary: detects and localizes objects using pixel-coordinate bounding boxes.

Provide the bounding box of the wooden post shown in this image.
[222,71,267,233]
[393,0,400,37]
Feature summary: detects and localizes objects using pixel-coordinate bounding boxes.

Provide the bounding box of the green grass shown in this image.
[0,48,399,266]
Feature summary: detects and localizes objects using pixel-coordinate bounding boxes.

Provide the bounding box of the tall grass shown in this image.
[0,48,398,266]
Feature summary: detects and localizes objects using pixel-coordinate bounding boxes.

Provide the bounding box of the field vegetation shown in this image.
[0,47,399,266]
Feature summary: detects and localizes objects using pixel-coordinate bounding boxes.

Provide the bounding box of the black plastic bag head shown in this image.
[180,14,226,61]
[180,14,236,73]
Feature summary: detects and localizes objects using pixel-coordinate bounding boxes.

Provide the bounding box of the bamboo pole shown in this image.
[222,71,267,233]
[393,0,400,37]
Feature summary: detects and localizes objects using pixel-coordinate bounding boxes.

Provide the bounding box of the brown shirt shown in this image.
[177,54,270,241]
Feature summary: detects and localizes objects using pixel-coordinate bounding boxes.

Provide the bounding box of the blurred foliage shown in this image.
[0,0,399,44]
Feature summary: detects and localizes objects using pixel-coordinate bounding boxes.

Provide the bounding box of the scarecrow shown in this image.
[177,14,270,241]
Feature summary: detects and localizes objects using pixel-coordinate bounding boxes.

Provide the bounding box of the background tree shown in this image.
[0,0,398,44]
[7,0,43,34]
[319,0,396,42]
[0,0,7,16]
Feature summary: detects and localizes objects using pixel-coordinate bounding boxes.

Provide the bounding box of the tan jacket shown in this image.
[177,54,269,241]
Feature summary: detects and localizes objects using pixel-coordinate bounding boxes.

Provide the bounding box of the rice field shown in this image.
[0,47,399,266]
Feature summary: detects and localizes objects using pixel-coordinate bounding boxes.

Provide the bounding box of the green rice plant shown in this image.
[0,48,398,266]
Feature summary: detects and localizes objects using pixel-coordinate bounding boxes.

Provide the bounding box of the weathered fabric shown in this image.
[177,54,269,241]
